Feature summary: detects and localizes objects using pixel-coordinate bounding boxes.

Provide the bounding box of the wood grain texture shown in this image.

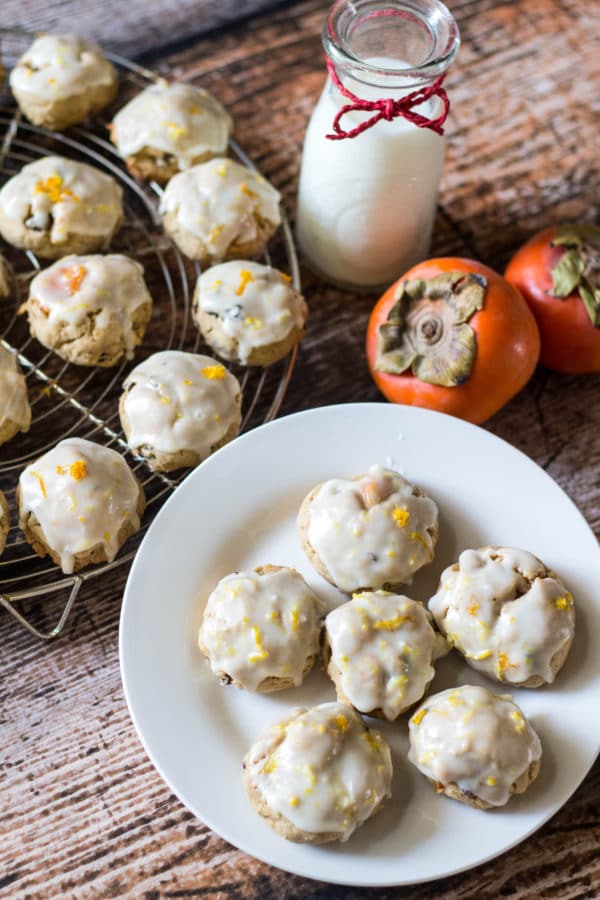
[2,0,600,897]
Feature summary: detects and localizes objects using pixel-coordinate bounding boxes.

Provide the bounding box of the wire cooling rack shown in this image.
[0,30,300,639]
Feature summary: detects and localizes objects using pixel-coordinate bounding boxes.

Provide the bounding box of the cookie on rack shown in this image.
[297,464,439,593]
[0,344,31,447]
[243,702,393,843]
[159,157,281,266]
[323,590,448,721]
[0,155,123,259]
[408,685,542,809]
[110,81,232,184]
[119,350,242,472]
[428,546,575,687]
[9,34,118,131]
[199,564,325,692]
[193,260,307,366]
[17,437,145,575]
[21,254,152,366]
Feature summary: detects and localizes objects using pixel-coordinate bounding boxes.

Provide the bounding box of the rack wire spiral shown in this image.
[0,31,300,639]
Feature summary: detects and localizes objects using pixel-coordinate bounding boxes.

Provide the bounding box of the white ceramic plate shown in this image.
[120,403,600,887]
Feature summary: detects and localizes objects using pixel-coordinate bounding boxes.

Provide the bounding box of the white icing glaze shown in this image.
[111,82,232,169]
[28,254,152,358]
[408,685,542,806]
[196,260,307,363]
[325,591,446,720]
[0,156,122,244]
[0,345,31,434]
[305,465,438,592]
[199,567,325,691]
[246,702,392,840]
[18,437,141,574]
[159,157,281,257]
[121,351,241,459]
[9,34,115,102]
[428,546,575,684]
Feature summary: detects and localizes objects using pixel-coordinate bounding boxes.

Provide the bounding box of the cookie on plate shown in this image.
[9,34,118,130]
[119,350,242,472]
[0,156,123,259]
[324,590,448,720]
[110,81,232,184]
[21,254,152,366]
[429,546,575,687]
[193,260,307,366]
[408,685,542,809]
[17,437,145,574]
[243,702,392,843]
[297,464,438,593]
[159,157,281,266]
[199,564,325,692]
[0,344,31,446]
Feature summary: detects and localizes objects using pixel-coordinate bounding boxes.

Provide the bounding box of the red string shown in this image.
[325,57,449,141]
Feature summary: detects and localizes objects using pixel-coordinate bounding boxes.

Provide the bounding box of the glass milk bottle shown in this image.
[296,0,459,290]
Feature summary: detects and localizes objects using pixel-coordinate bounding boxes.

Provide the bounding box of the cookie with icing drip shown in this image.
[0,345,31,447]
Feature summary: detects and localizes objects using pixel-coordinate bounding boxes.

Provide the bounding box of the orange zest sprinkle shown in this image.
[56,464,68,475]
[554,594,572,610]
[334,714,349,731]
[468,601,479,616]
[239,181,258,199]
[235,269,255,296]
[280,272,293,283]
[62,264,87,295]
[30,470,47,498]
[411,708,427,726]
[409,530,429,551]
[200,364,227,380]
[392,506,409,528]
[34,174,79,204]
[183,378,193,386]
[69,461,87,480]
[208,224,224,244]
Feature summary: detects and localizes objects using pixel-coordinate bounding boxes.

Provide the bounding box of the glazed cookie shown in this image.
[408,685,542,809]
[0,156,123,259]
[298,464,438,593]
[159,157,281,265]
[0,345,31,446]
[110,82,232,184]
[243,702,393,843]
[17,437,145,574]
[22,254,152,366]
[9,34,118,130]
[119,350,242,472]
[324,591,447,720]
[429,546,575,687]
[199,565,325,692]
[193,260,308,366]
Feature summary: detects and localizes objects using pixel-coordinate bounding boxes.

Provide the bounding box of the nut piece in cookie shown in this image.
[429,546,575,687]
[199,564,325,692]
[243,702,392,843]
[324,590,448,720]
[297,464,438,593]
[193,260,307,366]
[110,82,232,184]
[0,345,31,446]
[408,684,542,808]
[22,254,152,366]
[0,156,123,259]
[159,157,281,266]
[119,350,242,472]
[17,437,145,574]
[9,34,118,131]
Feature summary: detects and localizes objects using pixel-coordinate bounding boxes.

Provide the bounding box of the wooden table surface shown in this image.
[2,1,600,897]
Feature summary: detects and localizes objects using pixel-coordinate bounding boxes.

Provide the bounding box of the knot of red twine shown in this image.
[325,57,449,140]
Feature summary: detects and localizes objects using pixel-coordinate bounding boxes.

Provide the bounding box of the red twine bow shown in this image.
[325,57,449,140]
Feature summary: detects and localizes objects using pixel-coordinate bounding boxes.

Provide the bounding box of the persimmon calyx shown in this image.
[375,271,487,387]
[551,224,600,327]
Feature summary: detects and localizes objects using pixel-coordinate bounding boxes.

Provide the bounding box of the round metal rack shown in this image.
[0,30,300,639]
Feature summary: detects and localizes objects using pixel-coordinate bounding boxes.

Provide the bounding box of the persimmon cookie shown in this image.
[429,546,575,687]
[324,591,448,721]
[199,565,325,692]
[193,260,308,366]
[17,437,145,574]
[21,254,152,366]
[408,685,542,809]
[0,156,123,259]
[243,702,393,843]
[110,82,232,184]
[159,157,281,266]
[297,465,438,593]
[9,34,118,131]
[119,351,242,472]
[0,345,31,447]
